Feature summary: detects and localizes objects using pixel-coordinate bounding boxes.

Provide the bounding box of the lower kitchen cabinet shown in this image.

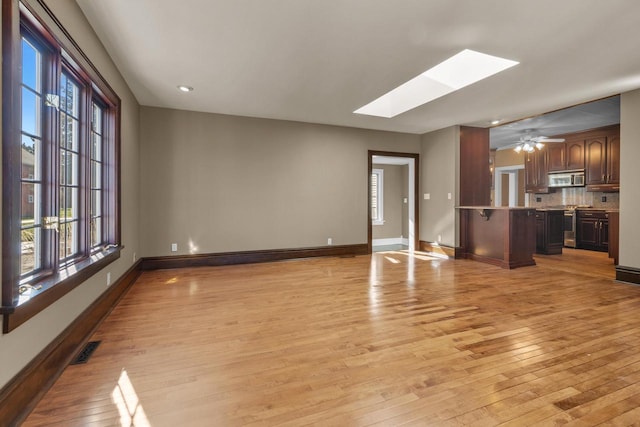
[535,210,564,255]
[576,210,609,252]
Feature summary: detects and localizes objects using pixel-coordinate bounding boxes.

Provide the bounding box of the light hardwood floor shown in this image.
[23,249,640,426]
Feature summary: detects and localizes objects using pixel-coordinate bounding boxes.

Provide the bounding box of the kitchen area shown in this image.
[488,96,620,267]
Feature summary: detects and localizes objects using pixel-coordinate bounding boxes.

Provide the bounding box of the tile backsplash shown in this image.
[528,188,619,209]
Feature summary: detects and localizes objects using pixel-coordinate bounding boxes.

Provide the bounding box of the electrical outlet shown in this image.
[447,193,452,200]
[106,272,111,287]
[327,238,333,245]
[601,196,607,203]
[437,235,442,242]
[171,243,178,252]
[424,193,430,200]
[536,197,542,202]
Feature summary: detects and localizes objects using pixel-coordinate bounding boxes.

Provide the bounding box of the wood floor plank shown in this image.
[21,248,640,426]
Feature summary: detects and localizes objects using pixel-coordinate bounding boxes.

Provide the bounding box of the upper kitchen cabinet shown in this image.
[585,125,620,191]
[547,140,585,172]
[525,147,550,194]
[566,140,586,170]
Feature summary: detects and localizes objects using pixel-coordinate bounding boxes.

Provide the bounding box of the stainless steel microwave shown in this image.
[548,171,585,188]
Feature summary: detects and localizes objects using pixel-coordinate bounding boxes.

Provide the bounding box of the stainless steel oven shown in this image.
[564,209,576,248]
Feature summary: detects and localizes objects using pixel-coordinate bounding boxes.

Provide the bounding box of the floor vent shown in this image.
[70,341,101,365]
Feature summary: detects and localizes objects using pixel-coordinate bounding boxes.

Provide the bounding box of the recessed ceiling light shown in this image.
[354,49,519,118]
[177,85,193,92]
[491,119,501,125]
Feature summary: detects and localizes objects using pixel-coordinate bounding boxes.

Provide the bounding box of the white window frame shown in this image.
[372,168,385,225]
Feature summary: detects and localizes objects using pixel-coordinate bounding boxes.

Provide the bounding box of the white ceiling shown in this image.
[76,0,640,135]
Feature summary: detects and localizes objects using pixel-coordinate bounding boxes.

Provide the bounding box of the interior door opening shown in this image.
[368,151,419,254]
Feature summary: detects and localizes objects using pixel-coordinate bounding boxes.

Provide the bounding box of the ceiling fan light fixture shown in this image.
[514,145,522,153]
[535,142,545,150]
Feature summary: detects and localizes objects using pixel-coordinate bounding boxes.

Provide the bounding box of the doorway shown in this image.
[494,165,525,207]
[368,151,419,253]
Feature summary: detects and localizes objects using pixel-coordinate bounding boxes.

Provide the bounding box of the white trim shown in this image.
[373,237,406,246]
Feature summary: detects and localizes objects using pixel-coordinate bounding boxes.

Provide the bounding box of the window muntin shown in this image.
[371,168,384,225]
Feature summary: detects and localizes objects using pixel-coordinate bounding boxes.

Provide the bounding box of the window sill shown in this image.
[1,246,122,333]
[372,220,386,226]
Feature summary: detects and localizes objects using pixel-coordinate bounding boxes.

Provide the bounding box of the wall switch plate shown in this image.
[171,243,178,252]
[424,193,430,200]
[447,193,452,200]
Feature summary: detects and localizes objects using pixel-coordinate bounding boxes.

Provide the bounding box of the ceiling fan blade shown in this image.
[537,138,565,142]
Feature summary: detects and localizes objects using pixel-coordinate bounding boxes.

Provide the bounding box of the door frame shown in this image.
[368,150,420,254]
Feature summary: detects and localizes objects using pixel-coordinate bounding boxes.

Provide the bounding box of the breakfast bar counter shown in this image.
[456,206,537,269]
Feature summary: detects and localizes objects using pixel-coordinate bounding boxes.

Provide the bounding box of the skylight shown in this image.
[354,49,519,118]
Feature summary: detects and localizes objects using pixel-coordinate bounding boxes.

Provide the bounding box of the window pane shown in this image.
[59,221,78,260]
[22,135,40,180]
[60,115,79,152]
[60,187,78,221]
[91,189,102,217]
[21,182,41,224]
[92,103,102,132]
[21,87,41,136]
[91,162,102,189]
[60,151,79,186]
[91,134,102,161]
[21,226,41,274]
[59,113,68,149]
[91,217,102,248]
[60,75,79,117]
[21,38,40,91]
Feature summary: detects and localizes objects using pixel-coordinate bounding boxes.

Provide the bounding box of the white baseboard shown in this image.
[372,237,406,246]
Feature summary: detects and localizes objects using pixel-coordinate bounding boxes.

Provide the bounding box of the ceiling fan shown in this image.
[510,135,565,153]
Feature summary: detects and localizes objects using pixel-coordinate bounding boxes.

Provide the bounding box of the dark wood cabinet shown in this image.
[548,140,585,172]
[607,134,620,184]
[458,207,536,269]
[547,144,566,172]
[585,137,606,185]
[535,210,564,255]
[585,126,620,191]
[525,148,550,193]
[576,210,609,252]
[566,140,586,170]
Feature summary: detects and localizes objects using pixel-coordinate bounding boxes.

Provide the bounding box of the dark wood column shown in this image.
[459,126,491,206]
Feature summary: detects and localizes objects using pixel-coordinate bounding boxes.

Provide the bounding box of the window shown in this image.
[2,1,121,332]
[371,168,384,225]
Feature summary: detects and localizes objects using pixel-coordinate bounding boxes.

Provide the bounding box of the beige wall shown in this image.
[420,126,459,247]
[0,1,140,389]
[372,164,405,240]
[495,149,525,167]
[620,90,640,268]
[139,107,420,256]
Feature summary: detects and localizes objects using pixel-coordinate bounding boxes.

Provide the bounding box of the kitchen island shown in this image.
[457,206,537,269]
